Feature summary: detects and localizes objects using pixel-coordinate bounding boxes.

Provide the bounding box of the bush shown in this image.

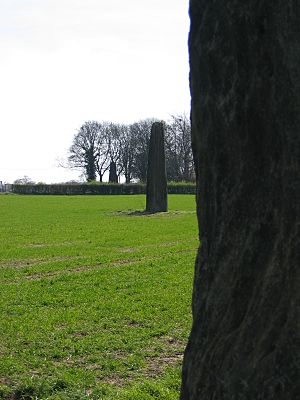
[11,182,196,195]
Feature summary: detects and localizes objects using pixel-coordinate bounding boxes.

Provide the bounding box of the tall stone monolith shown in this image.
[109,161,118,183]
[146,122,168,213]
[181,1,300,399]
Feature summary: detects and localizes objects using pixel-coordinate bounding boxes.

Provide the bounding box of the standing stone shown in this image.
[146,122,168,213]
[181,1,300,400]
[109,161,118,183]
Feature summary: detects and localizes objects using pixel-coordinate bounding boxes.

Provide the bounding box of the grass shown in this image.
[0,195,198,399]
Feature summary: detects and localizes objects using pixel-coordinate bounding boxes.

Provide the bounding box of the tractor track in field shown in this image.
[0,244,196,284]
[1,251,195,284]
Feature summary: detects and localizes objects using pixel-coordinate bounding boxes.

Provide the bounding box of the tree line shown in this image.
[67,114,194,183]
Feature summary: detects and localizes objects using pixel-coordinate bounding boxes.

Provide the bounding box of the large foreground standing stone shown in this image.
[181,1,300,399]
[146,122,168,213]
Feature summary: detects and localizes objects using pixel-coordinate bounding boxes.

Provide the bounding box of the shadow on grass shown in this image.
[128,210,153,216]
[114,210,168,217]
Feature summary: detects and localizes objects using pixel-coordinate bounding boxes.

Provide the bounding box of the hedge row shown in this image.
[11,183,196,195]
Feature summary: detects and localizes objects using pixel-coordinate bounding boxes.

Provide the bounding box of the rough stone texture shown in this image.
[146,122,168,213]
[181,1,300,399]
[109,161,118,183]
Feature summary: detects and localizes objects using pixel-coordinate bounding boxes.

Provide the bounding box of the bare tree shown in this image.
[94,122,111,182]
[117,124,136,183]
[165,114,193,181]
[106,123,124,181]
[67,115,192,183]
[130,118,157,182]
[68,121,112,182]
[68,121,100,181]
[13,176,35,185]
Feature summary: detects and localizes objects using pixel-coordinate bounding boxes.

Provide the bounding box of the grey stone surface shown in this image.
[181,1,300,399]
[109,161,118,183]
[146,122,168,213]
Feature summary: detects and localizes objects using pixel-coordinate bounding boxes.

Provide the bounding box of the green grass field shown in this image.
[0,195,198,400]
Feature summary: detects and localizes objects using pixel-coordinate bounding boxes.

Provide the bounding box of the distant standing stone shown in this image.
[109,161,118,183]
[146,122,168,213]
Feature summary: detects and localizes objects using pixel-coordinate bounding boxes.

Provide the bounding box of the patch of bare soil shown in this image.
[118,240,189,254]
[17,258,145,282]
[0,377,11,386]
[144,353,183,378]
[175,249,196,254]
[25,243,48,248]
[143,336,185,377]
[118,247,138,253]
[0,256,83,270]
[100,375,128,387]
[24,242,75,249]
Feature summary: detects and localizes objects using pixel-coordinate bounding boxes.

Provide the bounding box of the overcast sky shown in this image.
[0,0,190,183]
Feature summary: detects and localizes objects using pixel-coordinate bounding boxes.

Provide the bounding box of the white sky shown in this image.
[0,0,190,183]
